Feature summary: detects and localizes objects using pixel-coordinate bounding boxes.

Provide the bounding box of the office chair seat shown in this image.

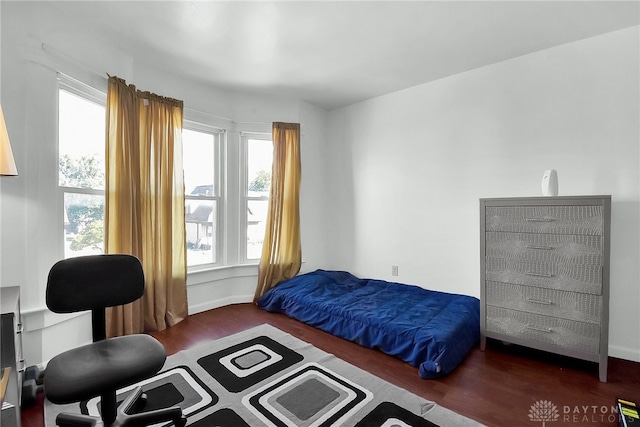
[45,334,165,404]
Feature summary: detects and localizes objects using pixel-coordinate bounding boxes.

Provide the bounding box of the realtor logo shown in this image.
[529,400,560,426]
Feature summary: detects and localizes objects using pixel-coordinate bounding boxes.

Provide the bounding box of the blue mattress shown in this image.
[258,270,480,379]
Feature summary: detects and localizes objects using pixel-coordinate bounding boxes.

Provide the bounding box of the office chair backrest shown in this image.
[46,254,145,314]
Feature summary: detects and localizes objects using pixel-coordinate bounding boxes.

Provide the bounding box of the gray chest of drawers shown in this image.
[480,196,611,382]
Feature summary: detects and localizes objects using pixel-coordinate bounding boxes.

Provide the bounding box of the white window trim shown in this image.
[58,73,106,107]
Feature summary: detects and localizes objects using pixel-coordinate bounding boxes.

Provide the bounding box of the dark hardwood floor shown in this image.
[22,303,640,426]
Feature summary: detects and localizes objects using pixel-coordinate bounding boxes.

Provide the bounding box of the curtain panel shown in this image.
[105,76,188,336]
[254,122,302,302]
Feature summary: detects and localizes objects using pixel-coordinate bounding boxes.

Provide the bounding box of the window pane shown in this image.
[58,90,105,189]
[183,129,215,197]
[247,139,273,195]
[64,192,104,258]
[246,138,272,260]
[247,199,268,260]
[186,199,217,266]
[183,128,218,267]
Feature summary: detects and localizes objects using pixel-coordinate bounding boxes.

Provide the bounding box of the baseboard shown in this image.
[609,345,640,363]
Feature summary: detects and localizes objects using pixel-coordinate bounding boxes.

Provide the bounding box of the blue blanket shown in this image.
[258,270,480,379]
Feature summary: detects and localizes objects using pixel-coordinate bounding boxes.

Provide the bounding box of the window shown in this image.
[183,126,222,267]
[242,133,273,261]
[58,80,106,259]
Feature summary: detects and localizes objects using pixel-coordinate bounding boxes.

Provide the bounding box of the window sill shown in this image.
[187,263,259,286]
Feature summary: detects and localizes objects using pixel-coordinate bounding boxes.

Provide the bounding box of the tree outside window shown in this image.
[245,136,273,260]
[58,86,106,259]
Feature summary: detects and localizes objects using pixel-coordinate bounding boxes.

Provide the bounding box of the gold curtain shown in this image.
[254,122,302,302]
[105,76,188,337]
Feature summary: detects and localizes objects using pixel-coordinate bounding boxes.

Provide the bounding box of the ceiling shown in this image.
[48,1,639,111]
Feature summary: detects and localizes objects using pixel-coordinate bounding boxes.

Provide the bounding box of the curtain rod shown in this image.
[40,42,275,128]
[40,43,108,83]
[183,106,272,127]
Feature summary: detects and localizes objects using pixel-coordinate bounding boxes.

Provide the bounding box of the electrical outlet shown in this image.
[391,265,398,276]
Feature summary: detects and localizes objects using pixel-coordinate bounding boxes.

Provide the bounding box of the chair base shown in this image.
[55,386,186,427]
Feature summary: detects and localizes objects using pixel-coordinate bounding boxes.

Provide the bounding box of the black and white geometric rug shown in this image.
[45,324,484,426]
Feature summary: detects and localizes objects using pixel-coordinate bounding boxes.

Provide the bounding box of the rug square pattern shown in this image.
[188,408,250,427]
[354,402,440,427]
[44,324,484,427]
[243,362,372,426]
[197,335,304,393]
[80,366,217,420]
[219,343,283,378]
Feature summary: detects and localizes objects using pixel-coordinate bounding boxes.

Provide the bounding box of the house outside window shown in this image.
[183,126,222,267]
[58,78,106,259]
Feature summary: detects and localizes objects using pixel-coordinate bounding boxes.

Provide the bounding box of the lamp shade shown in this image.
[0,105,18,176]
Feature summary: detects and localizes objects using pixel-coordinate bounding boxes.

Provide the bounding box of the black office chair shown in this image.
[43,254,187,427]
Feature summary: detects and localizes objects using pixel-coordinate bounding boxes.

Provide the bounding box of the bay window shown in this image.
[57,75,271,269]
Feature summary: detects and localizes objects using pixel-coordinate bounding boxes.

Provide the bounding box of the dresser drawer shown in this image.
[486,306,600,354]
[485,205,603,235]
[485,257,602,295]
[485,232,603,266]
[485,281,602,324]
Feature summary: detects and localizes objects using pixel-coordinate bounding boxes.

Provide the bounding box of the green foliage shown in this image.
[66,204,103,234]
[69,219,103,252]
[59,154,104,189]
[249,170,271,192]
[61,153,105,251]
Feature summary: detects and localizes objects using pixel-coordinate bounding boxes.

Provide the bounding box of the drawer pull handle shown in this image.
[526,271,554,278]
[526,245,554,250]
[526,298,553,305]
[527,324,553,333]
[525,217,555,222]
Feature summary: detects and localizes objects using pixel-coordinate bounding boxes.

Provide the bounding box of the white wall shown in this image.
[0,1,329,366]
[3,1,638,367]
[326,27,640,361]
